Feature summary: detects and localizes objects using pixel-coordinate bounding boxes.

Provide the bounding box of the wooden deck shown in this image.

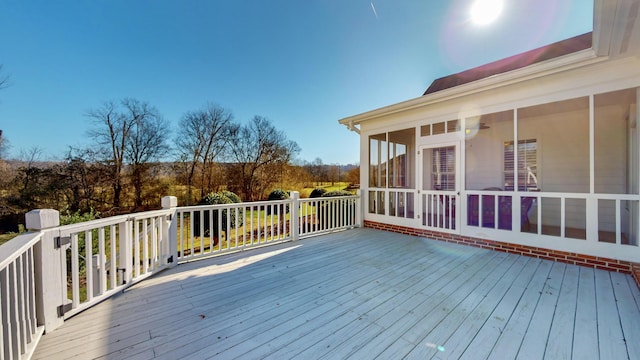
[33,228,640,359]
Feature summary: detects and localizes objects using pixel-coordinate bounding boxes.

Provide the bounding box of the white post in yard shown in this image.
[290,191,300,241]
[162,196,178,267]
[28,209,66,332]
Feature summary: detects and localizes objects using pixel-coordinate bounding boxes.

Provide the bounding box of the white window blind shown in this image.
[504,139,538,191]
[432,146,456,190]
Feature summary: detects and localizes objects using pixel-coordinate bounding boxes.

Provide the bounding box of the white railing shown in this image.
[0,191,362,359]
[0,232,44,360]
[175,199,292,262]
[175,193,361,262]
[420,190,458,232]
[366,189,417,220]
[298,195,359,237]
[463,190,640,261]
[56,209,173,319]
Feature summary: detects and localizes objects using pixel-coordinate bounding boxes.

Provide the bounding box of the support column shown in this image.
[357,189,365,227]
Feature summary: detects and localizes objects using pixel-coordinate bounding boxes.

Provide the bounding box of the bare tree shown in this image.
[175,104,234,204]
[87,98,169,209]
[0,65,10,160]
[0,130,8,160]
[123,99,170,208]
[0,65,9,91]
[227,116,300,201]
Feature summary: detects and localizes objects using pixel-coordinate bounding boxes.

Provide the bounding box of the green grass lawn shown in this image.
[300,182,353,197]
[0,233,18,246]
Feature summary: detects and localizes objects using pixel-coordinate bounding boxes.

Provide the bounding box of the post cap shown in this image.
[161,196,178,209]
[25,209,60,230]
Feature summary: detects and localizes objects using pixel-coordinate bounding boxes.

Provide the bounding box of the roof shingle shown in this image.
[423,32,593,95]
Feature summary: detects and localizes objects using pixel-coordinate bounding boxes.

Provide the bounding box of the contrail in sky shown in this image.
[370,2,378,19]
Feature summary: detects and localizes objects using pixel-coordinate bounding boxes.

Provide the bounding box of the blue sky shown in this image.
[0,0,592,164]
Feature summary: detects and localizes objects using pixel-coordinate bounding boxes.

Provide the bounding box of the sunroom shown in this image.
[340,9,640,268]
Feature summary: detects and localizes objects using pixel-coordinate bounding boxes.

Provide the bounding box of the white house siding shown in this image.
[354,55,640,261]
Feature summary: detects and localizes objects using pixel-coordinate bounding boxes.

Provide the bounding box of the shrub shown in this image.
[267,189,289,200]
[309,188,327,198]
[199,192,233,206]
[219,190,242,204]
[194,191,243,240]
[267,189,289,216]
[321,190,352,198]
[60,208,99,225]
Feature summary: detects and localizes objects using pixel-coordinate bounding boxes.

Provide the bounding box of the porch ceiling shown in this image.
[32,228,640,359]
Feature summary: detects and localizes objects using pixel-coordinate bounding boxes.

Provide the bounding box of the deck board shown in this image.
[573,267,600,359]
[544,263,578,359]
[595,270,628,360]
[31,228,639,360]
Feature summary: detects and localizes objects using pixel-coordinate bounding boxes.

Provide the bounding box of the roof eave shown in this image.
[338,48,602,127]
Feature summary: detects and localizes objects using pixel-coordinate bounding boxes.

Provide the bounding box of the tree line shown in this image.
[0,96,358,233]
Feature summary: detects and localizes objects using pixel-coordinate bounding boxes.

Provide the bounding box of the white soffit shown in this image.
[594,0,640,57]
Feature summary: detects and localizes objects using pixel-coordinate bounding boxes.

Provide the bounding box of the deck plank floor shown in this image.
[32,228,640,359]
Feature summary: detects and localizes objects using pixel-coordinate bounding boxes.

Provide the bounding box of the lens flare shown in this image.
[470,0,503,25]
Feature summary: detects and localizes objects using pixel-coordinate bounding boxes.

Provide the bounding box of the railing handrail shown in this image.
[0,231,42,270]
[177,199,292,212]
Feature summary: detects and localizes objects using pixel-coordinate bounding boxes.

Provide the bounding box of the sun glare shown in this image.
[470,0,503,25]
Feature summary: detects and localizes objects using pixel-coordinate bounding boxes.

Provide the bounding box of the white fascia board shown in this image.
[338,49,602,127]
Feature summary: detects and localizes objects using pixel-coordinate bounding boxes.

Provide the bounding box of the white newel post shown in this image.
[28,209,66,332]
[290,191,300,241]
[356,189,365,227]
[162,196,178,267]
[118,221,132,285]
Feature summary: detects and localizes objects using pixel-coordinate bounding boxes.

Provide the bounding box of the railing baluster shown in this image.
[1,267,10,360]
[85,230,93,302]
[16,256,26,354]
[208,208,214,253]
[142,219,149,274]
[71,234,80,308]
[227,206,232,248]
[110,225,116,291]
[27,248,37,340]
[19,253,32,346]
[0,268,5,360]
[616,199,622,245]
[151,217,158,270]
[134,221,141,279]
[250,206,254,245]
[189,211,194,258]
[178,211,184,257]
[8,262,20,358]
[99,227,106,295]
[16,252,32,349]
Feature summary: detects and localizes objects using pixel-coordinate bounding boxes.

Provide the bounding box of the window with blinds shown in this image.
[504,139,538,191]
[431,146,456,190]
